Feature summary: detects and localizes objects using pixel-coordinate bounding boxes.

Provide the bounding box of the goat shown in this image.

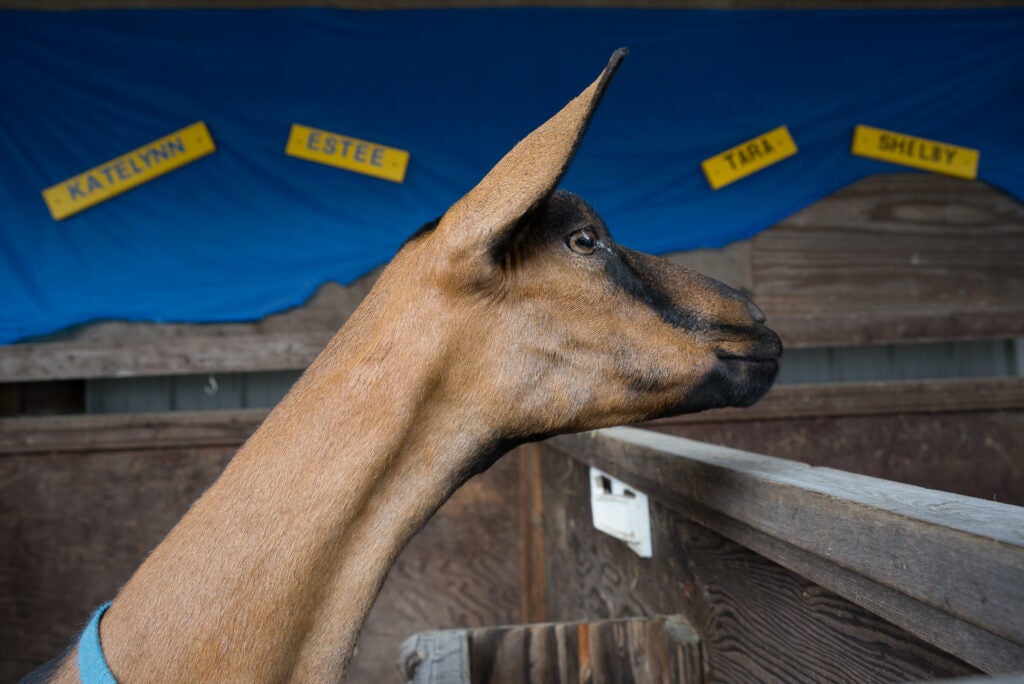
[32,49,781,683]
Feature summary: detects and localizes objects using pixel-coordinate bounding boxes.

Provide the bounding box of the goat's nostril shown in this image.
[745,299,767,324]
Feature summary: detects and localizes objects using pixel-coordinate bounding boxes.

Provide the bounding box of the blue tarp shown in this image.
[2,8,1023,343]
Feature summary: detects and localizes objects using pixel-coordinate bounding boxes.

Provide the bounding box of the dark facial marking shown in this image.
[603,254,704,331]
[632,356,777,423]
[488,205,548,266]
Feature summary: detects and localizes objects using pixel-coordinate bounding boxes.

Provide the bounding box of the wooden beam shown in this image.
[0,408,267,454]
[646,376,1024,426]
[545,427,1024,673]
[516,444,548,624]
[772,308,1024,349]
[398,630,471,684]
[399,615,703,684]
[0,332,330,382]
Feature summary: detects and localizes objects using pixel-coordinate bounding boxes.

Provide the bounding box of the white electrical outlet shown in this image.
[589,467,652,558]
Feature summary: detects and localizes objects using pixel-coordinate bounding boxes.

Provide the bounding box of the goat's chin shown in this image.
[665,357,779,417]
[724,357,779,407]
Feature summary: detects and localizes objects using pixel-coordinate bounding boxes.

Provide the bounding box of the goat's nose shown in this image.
[745,298,767,324]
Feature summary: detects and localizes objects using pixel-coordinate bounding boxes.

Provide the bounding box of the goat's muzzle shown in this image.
[712,320,783,408]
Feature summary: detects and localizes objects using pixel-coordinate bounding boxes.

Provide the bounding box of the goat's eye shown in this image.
[566,229,598,255]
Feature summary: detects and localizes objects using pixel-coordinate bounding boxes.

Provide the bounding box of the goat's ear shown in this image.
[432,49,627,280]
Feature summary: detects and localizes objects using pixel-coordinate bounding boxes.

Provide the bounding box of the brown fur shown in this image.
[46,50,780,683]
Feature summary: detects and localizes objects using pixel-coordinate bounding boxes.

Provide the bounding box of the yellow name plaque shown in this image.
[42,121,216,221]
[285,124,409,183]
[701,125,798,190]
[851,125,979,180]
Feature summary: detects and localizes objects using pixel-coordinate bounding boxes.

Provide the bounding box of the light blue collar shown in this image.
[78,602,117,684]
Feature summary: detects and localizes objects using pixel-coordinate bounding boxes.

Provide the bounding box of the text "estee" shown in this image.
[304,131,387,168]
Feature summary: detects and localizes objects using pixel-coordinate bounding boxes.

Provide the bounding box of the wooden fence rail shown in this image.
[544,427,1024,675]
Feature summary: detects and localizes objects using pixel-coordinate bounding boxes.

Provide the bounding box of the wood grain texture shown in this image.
[398,630,471,684]
[538,450,979,683]
[0,408,267,454]
[753,174,1024,347]
[518,444,549,624]
[468,621,580,684]
[401,615,702,684]
[1,412,526,683]
[544,428,1024,673]
[0,445,238,682]
[648,377,1024,424]
[664,616,703,684]
[0,331,333,382]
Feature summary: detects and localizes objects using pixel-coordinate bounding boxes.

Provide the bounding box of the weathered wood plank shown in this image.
[545,428,1024,672]
[402,615,702,684]
[649,409,1024,506]
[769,308,1024,349]
[0,408,268,454]
[665,616,703,684]
[753,174,1024,347]
[0,331,332,382]
[1,276,378,382]
[517,443,548,624]
[0,445,239,682]
[585,616,701,683]
[647,377,1024,424]
[681,485,1024,674]
[398,630,471,684]
[539,453,977,682]
[4,376,1015,456]
[643,377,1024,505]
[468,622,579,683]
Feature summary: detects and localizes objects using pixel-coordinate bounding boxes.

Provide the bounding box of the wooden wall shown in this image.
[747,176,1024,348]
[644,378,1024,506]
[0,411,530,683]
[537,452,978,682]
[535,429,1024,680]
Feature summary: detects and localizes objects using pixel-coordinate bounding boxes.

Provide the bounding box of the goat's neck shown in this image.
[97,309,490,682]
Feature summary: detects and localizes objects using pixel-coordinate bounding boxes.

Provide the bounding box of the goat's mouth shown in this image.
[716,351,781,374]
[712,332,783,407]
